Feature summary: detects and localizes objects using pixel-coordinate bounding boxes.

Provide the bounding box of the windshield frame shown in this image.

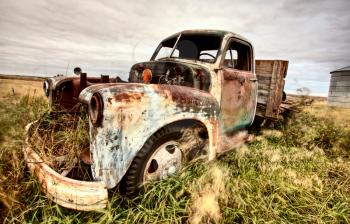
[150,33,223,64]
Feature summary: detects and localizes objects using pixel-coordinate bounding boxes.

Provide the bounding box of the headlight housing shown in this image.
[89,93,103,126]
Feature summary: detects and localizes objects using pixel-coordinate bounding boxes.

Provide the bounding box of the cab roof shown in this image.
[161,29,251,44]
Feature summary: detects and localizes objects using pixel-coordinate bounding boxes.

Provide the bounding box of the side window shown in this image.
[223,40,251,71]
[224,48,238,68]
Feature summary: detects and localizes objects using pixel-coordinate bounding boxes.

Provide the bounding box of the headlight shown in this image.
[43,80,50,97]
[89,93,103,126]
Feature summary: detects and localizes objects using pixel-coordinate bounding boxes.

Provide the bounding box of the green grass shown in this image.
[1,94,349,223]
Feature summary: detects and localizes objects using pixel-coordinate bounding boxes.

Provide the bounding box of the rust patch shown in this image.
[47,74,119,112]
[156,85,217,110]
[220,68,257,132]
[112,92,144,103]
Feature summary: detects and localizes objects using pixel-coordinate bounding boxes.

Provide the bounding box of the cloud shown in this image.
[0,0,349,95]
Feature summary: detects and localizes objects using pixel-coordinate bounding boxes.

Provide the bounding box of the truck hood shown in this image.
[79,83,218,115]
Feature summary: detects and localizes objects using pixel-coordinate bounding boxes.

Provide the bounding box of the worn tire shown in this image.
[120,126,183,196]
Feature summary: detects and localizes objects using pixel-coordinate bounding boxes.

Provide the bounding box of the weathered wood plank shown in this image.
[256,60,273,73]
[256,76,272,82]
[257,99,267,104]
[265,61,288,118]
[258,95,268,103]
[264,61,278,117]
[255,60,288,118]
[258,83,272,91]
[258,89,269,96]
[256,72,274,78]
[258,79,272,85]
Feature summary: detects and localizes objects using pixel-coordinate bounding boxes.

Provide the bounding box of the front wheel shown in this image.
[120,126,183,196]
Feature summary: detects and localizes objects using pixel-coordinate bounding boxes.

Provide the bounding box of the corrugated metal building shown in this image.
[328,66,350,107]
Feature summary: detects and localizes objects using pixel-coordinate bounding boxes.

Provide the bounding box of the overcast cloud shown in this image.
[0,0,349,95]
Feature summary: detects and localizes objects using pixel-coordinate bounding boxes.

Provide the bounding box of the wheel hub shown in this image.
[143,140,182,182]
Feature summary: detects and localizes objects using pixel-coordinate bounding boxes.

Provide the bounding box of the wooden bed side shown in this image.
[255,60,288,118]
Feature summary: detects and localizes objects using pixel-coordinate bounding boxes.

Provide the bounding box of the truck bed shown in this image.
[255,60,289,119]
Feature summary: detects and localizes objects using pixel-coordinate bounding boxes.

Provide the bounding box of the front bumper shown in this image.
[24,121,108,211]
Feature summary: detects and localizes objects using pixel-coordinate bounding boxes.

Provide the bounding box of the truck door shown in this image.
[219,39,258,133]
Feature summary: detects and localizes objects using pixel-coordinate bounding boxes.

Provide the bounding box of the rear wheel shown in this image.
[120,126,183,196]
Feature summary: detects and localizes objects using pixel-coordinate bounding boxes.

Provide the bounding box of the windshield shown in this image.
[152,34,222,63]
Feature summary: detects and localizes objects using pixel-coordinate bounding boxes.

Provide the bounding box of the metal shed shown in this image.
[328,66,350,107]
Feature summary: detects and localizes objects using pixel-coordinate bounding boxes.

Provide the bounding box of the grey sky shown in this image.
[0,0,349,96]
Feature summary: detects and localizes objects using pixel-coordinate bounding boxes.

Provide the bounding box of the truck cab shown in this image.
[128,30,258,133]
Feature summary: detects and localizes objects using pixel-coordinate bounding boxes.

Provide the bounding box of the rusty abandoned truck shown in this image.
[24,30,288,210]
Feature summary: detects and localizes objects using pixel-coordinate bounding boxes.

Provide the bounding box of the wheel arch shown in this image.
[90,102,220,190]
[118,118,214,195]
[122,118,210,171]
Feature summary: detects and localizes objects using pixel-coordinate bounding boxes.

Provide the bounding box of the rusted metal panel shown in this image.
[24,122,108,211]
[219,68,257,132]
[46,75,118,111]
[79,83,220,188]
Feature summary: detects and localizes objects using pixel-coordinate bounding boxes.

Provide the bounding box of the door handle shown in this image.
[249,77,258,82]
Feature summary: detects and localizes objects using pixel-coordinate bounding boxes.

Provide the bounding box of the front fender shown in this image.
[79,84,219,188]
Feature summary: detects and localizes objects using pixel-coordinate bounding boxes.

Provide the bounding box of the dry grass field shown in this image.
[0,78,45,99]
[0,78,349,223]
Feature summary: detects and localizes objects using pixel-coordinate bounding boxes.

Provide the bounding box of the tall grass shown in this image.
[0,94,47,221]
[29,110,91,178]
[1,94,349,223]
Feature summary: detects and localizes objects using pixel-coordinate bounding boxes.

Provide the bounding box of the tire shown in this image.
[120,126,183,196]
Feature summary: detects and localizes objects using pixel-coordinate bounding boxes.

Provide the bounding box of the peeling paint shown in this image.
[79,83,220,188]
